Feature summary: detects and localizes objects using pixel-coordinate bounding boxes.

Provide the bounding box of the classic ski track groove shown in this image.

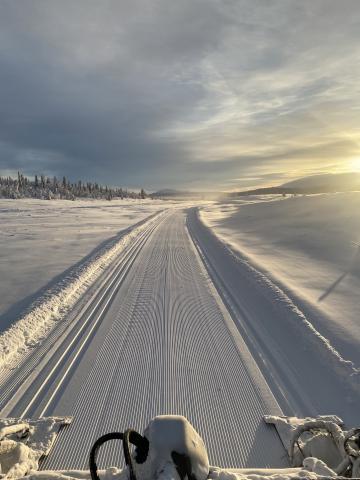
[46,210,286,469]
[0,211,166,416]
[2,209,287,470]
[187,208,359,426]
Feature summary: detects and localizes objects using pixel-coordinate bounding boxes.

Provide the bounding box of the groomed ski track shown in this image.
[1,209,288,470]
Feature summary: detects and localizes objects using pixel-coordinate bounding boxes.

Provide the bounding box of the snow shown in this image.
[245,414,360,477]
[1,415,351,480]
[1,197,360,475]
[5,209,285,470]
[0,417,71,478]
[135,416,209,480]
[23,465,340,480]
[188,208,359,425]
[0,201,170,370]
[0,415,348,480]
[0,198,169,334]
[24,468,125,480]
[263,415,343,460]
[200,193,360,369]
[209,464,338,479]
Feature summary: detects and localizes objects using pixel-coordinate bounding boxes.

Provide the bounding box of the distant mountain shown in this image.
[232,172,360,197]
[230,186,292,197]
[281,172,360,190]
[151,189,220,199]
[151,189,187,197]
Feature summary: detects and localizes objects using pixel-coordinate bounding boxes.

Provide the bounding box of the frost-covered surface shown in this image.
[200,193,360,367]
[0,204,168,370]
[0,198,172,332]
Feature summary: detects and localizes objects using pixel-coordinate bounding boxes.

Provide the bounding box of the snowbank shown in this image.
[0,208,165,370]
[0,199,170,332]
[200,193,360,368]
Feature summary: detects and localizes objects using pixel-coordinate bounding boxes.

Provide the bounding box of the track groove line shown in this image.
[13,209,288,470]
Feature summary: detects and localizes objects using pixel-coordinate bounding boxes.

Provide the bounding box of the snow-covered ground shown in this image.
[0,198,172,333]
[200,192,360,367]
[1,196,359,476]
[1,415,352,480]
[1,202,357,480]
[0,209,287,470]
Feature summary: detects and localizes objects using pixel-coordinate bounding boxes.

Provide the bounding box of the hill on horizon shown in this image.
[230,171,360,197]
[151,188,222,199]
[281,172,360,190]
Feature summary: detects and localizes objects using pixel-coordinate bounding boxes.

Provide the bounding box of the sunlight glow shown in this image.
[349,157,360,172]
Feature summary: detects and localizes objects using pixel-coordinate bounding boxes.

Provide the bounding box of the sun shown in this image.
[349,157,360,172]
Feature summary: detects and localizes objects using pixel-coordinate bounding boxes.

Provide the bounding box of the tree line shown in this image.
[0,172,147,201]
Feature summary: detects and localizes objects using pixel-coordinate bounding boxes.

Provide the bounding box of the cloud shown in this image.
[0,0,359,190]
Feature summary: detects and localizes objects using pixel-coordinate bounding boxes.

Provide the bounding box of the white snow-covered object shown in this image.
[263,415,344,459]
[264,415,360,477]
[134,416,209,480]
[0,417,72,479]
[2,415,358,480]
[20,463,343,480]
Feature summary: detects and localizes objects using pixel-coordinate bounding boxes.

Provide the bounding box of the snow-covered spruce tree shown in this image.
[0,172,147,200]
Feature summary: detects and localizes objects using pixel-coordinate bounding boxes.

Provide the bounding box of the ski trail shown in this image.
[187,207,359,425]
[39,209,286,470]
[0,211,165,373]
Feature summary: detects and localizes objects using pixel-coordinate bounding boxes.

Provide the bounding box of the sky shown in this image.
[0,0,360,192]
